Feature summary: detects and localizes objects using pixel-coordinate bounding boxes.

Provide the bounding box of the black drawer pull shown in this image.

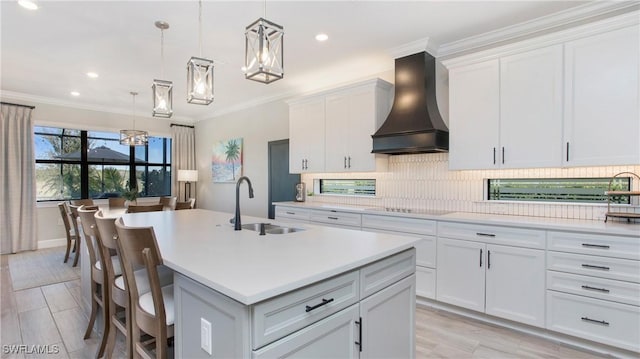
[355,317,362,352]
[581,243,610,249]
[476,232,496,237]
[305,298,334,312]
[581,264,610,271]
[581,285,610,293]
[581,317,609,326]
[479,249,483,267]
[327,216,339,220]
[286,211,295,215]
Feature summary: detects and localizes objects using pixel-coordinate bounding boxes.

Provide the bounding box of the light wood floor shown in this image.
[1,251,606,359]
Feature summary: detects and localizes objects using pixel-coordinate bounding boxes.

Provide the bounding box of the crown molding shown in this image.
[388,36,439,58]
[437,1,640,59]
[0,90,197,123]
[441,9,639,68]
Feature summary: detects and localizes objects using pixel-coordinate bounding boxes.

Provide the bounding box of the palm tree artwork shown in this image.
[212,138,243,182]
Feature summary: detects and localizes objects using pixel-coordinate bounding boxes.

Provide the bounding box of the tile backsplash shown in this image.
[301,153,640,221]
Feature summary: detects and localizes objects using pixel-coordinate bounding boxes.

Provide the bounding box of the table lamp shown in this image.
[177,169,198,202]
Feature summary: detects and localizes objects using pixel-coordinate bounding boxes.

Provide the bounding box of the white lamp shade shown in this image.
[178,169,198,182]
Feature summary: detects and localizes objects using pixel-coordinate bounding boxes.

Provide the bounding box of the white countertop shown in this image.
[120,209,418,305]
[275,202,640,237]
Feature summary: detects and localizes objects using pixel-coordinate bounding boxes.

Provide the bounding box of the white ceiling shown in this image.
[1,1,589,123]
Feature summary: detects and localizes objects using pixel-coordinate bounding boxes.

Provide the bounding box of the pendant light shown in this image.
[187,0,214,105]
[120,92,148,146]
[243,0,284,84]
[152,20,173,118]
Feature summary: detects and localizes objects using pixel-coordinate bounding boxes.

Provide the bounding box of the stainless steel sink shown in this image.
[265,227,305,234]
[241,223,280,231]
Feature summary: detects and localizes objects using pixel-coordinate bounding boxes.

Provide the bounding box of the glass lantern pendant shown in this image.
[244,17,284,84]
[120,92,148,146]
[152,79,173,118]
[187,57,214,104]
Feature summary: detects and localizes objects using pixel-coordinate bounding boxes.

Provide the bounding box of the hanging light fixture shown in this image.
[152,20,173,118]
[243,0,284,84]
[187,0,214,105]
[120,92,148,146]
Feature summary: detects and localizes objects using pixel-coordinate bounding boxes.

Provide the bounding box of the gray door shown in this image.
[268,139,300,219]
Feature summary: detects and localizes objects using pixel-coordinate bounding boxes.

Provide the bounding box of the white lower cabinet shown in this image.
[436,237,546,327]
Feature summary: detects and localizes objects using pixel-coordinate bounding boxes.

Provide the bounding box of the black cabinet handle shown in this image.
[305,298,334,312]
[581,317,609,326]
[581,264,610,271]
[301,159,305,170]
[328,216,339,220]
[355,317,362,352]
[566,142,570,162]
[582,243,610,249]
[502,147,505,164]
[493,147,496,165]
[476,232,496,237]
[348,156,351,168]
[344,156,347,169]
[581,285,610,293]
[479,249,483,267]
[305,159,308,170]
[286,211,295,215]
[488,250,491,269]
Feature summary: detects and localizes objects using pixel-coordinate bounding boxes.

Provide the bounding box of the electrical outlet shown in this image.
[200,318,212,355]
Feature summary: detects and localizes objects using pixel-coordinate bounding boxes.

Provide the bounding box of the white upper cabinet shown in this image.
[445,16,640,170]
[563,25,640,166]
[500,45,563,168]
[289,97,326,173]
[289,79,392,174]
[448,60,500,170]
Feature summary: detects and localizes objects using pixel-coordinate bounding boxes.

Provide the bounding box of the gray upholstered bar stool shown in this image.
[57,202,78,264]
[77,205,114,358]
[115,218,174,359]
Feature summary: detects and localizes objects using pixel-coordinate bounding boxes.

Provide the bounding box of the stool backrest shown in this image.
[57,202,72,233]
[76,205,100,268]
[108,197,126,209]
[127,204,164,213]
[158,196,177,210]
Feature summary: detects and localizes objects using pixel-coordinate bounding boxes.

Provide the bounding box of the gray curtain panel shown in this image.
[0,103,37,253]
[171,125,196,202]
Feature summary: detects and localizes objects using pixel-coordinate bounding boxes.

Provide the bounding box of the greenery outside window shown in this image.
[488,178,631,204]
[318,179,376,196]
[35,126,171,201]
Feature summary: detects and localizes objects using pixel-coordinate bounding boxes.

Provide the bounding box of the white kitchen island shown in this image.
[120,209,419,358]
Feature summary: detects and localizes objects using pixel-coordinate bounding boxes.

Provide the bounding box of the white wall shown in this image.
[194,100,289,218]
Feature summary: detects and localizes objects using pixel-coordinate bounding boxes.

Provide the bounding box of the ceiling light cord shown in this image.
[160,28,165,78]
[131,92,137,130]
[198,0,203,57]
[264,0,266,18]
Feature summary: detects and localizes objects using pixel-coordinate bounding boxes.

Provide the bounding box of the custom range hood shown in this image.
[372,51,449,154]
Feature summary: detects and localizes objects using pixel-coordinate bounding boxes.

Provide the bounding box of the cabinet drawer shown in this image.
[360,249,416,299]
[416,266,436,299]
[547,251,640,283]
[362,214,436,236]
[275,207,310,222]
[547,271,640,306]
[548,231,640,260]
[438,222,545,249]
[310,210,362,228]
[546,291,640,352]
[252,271,359,349]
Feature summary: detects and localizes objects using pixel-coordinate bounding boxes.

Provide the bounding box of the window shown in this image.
[487,178,631,204]
[35,126,171,201]
[318,179,376,196]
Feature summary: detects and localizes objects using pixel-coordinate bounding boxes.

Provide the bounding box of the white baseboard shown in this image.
[417,297,638,358]
[37,238,66,249]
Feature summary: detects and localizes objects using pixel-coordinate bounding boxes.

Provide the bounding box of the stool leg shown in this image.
[84,283,98,339]
[73,238,81,267]
[96,286,110,358]
[63,237,71,263]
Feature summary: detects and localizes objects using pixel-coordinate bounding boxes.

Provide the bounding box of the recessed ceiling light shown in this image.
[70,91,80,97]
[315,33,329,42]
[86,72,99,78]
[18,0,38,10]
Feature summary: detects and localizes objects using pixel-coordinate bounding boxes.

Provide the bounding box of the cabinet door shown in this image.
[325,94,349,172]
[436,238,486,312]
[346,89,377,172]
[500,45,563,168]
[360,274,415,359]
[289,98,326,173]
[563,25,640,166]
[485,244,546,328]
[448,59,500,170]
[253,304,359,358]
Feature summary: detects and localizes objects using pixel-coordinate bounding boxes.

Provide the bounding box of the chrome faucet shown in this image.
[234,176,254,230]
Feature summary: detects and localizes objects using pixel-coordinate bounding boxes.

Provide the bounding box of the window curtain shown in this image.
[171,125,196,202]
[0,103,37,254]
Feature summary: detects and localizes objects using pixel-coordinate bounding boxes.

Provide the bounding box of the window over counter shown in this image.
[316,179,376,196]
[487,177,631,204]
[35,126,172,201]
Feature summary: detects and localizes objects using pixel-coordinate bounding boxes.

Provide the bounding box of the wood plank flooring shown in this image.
[1,251,607,358]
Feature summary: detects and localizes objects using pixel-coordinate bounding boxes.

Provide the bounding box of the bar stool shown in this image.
[158,197,177,211]
[94,211,173,359]
[108,197,126,209]
[174,201,192,210]
[57,202,77,264]
[72,198,95,206]
[115,218,174,359]
[67,204,84,267]
[127,204,164,214]
[77,205,114,358]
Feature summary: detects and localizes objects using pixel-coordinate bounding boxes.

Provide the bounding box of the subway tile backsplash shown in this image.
[301,153,640,221]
